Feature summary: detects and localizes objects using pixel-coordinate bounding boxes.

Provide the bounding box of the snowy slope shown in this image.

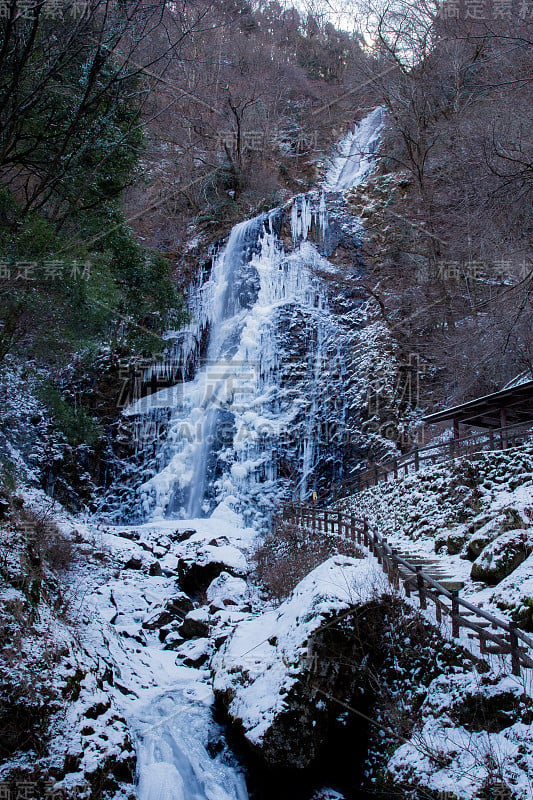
[339,442,533,640]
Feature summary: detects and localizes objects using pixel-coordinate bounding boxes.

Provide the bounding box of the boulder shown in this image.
[117,626,147,646]
[123,556,143,570]
[471,529,533,585]
[206,572,248,608]
[214,632,230,649]
[177,541,247,594]
[142,592,193,630]
[422,672,532,733]
[212,556,377,768]
[485,558,533,631]
[466,517,504,560]
[174,638,212,668]
[179,607,210,639]
[158,621,183,642]
[117,530,140,542]
[446,530,468,555]
[149,561,163,576]
[163,632,186,651]
[166,592,194,618]
[173,528,197,543]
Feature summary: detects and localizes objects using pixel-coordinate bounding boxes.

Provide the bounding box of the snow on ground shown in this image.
[3,445,533,800]
[0,488,257,799]
[333,441,533,798]
[386,670,533,799]
[210,520,533,798]
[81,507,257,800]
[339,443,533,626]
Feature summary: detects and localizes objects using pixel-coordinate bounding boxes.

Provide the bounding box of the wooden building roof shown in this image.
[422,380,533,429]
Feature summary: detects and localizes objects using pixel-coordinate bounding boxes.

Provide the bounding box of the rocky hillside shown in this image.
[339,443,533,631]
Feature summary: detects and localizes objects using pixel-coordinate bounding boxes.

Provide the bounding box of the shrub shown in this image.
[16,507,75,606]
[253,503,363,600]
[0,459,17,493]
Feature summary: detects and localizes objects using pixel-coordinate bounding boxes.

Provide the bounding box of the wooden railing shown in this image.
[293,506,533,676]
[355,421,533,492]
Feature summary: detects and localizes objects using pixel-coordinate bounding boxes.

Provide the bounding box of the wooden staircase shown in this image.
[392,550,464,592]
[291,507,533,676]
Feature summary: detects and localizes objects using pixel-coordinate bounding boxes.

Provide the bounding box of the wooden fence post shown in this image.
[338,511,343,537]
[391,549,399,589]
[393,459,398,478]
[363,519,368,548]
[350,515,356,544]
[378,538,385,567]
[435,596,442,623]
[451,590,460,638]
[510,626,521,676]
[414,447,420,471]
[416,566,426,609]
[324,511,328,534]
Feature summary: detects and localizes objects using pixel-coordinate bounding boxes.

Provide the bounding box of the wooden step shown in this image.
[400,570,459,584]
[438,580,464,590]
[466,622,492,635]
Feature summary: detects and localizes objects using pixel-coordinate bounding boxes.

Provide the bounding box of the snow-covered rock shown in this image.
[178,539,248,593]
[212,556,386,767]
[386,672,533,799]
[142,592,194,630]
[466,515,505,559]
[471,529,533,585]
[180,607,211,639]
[174,637,213,668]
[207,572,248,608]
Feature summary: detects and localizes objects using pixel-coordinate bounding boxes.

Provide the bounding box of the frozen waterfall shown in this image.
[118,107,386,526]
[134,689,248,800]
[106,106,387,800]
[323,106,386,192]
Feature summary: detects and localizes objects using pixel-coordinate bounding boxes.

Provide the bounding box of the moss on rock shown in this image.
[471,529,533,584]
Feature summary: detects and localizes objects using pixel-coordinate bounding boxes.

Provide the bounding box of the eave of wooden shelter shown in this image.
[422,380,533,429]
